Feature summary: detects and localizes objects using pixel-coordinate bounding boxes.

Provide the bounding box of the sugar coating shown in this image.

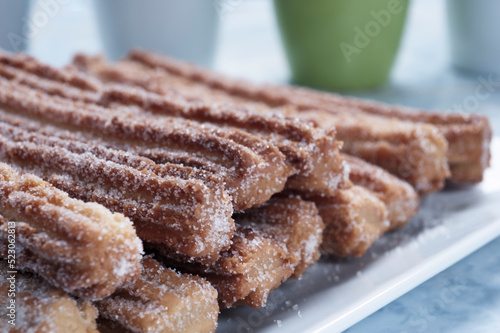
[0,103,235,260]
[96,257,218,333]
[71,54,347,196]
[0,261,99,333]
[0,163,143,300]
[120,49,491,185]
[151,196,324,309]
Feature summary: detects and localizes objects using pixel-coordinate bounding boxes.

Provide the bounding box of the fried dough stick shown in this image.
[150,197,324,309]
[0,74,292,211]
[0,112,234,261]
[0,261,99,333]
[0,53,347,196]
[69,52,456,193]
[95,257,219,333]
[0,163,143,300]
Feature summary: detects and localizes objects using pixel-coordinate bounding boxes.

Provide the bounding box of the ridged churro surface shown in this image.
[92,50,491,189]
[150,196,324,308]
[0,261,99,333]
[96,257,219,333]
[0,163,143,300]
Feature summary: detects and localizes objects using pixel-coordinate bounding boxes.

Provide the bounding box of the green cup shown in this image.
[274,0,409,90]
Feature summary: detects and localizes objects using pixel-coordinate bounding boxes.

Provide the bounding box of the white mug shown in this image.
[447,0,500,74]
[94,0,220,66]
[0,0,32,52]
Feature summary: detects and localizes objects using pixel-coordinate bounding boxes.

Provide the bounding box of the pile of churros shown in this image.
[0,49,492,332]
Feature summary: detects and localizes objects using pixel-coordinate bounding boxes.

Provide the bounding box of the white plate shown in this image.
[217,138,500,333]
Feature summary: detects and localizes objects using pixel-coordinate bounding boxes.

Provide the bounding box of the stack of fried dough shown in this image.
[0,50,491,332]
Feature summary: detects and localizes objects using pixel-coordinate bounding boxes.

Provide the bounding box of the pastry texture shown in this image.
[84,50,491,191]
[0,261,99,333]
[0,163,142,300]
[0,111,234,262]
[150,196,324,308]
[95,257,219,333]
[0,53,347,196]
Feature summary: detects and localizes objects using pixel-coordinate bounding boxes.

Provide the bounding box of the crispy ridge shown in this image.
[0,261,99,333]
[149,196,324,308]
[344,154,419,230]
[0,164,143,300]
[0,75,292,210]
[119,50,491,188]
[1,55,346,196]
[0,115,234,261]
[96,257,219,333]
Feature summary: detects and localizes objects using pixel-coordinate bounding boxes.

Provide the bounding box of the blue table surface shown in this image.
[347,237,500,333]
[23,0,500,331]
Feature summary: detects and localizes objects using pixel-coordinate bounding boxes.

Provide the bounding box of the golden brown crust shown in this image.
[69,55,348,196]
[0,261,99,333]
[95,257,219,333]
[119,49,491,186]
[0,71,292,211]
[0,112,234,261]
[0,164,143,300]
[75,53,447,193]
[150,197,324,309]
[296,111,450,194]
[344,154,419,230]
[298,184,389,257]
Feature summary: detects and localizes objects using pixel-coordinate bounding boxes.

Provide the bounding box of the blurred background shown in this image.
[1,0,499,332]
[0,0,497,133]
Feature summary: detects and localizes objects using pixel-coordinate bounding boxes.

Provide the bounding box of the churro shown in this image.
[0,73,292,211]
[0,261,98,333]
[150,196,323,308]
[0,112,234,261]
[95,257,219,333]
[0,53,347,196]
[0,163,142,300]
[99,50,491,189]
